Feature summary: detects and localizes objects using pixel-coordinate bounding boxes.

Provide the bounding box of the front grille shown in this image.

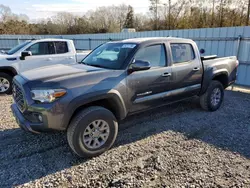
[13,81,25,111]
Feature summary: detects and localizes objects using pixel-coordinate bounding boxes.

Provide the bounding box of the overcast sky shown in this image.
[1,0,150,21]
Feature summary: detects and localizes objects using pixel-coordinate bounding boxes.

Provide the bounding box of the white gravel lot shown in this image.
[0,88,250,188]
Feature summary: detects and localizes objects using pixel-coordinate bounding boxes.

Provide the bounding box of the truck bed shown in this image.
[202,56,237,73]
[200,56,238,94]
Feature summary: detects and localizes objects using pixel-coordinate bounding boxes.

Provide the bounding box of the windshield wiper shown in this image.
[89,64,104,68]
[81,61,89,65]
[81,62,105,69]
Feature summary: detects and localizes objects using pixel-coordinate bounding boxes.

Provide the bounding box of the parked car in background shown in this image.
[11,37,238,158]
[0,39,91,94]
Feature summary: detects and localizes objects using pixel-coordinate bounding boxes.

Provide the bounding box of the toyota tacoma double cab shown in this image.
[11,37,238,158]
[0,38,90,94]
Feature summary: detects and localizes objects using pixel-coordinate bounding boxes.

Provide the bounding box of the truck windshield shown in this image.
[7,41,31,55]
[82,42,137,69]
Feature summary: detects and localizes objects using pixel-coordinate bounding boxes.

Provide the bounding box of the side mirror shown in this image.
[113,47,120,52]
[200,49,205,54]
[20,51,32,60]
[129,60,151,72]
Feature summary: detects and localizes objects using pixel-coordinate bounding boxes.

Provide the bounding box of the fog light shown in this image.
[38,115,43,122]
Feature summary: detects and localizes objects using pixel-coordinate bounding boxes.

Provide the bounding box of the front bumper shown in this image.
[12,75,69,133]
[11,104,42,133]
[11,101,67,133]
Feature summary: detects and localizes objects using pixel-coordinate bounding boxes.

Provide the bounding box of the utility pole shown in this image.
[168,0,171,30]
[246,0,250,26]
[150,0,160,30]
[219,0,224,27]
[211,0,215,27]
[156,0,158,30]
[163,1,171,30]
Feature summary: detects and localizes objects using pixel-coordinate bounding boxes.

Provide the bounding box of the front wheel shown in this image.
[200,80,224,111]
[0,73,13,95]
[67,106,118,158]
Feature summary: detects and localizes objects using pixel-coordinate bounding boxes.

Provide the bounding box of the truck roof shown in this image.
[29,38,72,42]
[121,37,193,44]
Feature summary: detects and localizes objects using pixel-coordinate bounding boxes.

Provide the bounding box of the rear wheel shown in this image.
[0,73,12,95]
[200,80,224,111]
[67,106,118,158]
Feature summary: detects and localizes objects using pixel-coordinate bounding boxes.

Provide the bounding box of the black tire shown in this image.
[0,73,13,95]
[67,106,118,158]
[200,80,224,111]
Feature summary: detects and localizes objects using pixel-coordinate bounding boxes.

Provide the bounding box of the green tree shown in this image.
[1,1,250,35]
[149,0,161,30]
[124,5,135,28]
[0,4,11,22]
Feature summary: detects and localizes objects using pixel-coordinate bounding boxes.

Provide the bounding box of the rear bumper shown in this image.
[11,104,43,134]
[228,80,236,86]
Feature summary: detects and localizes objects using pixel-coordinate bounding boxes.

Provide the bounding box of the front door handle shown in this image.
[193,67,200,71]
[47,58,52,61]
[162,72,172,77]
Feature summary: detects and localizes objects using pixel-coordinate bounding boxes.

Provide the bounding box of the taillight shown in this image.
[236,60,239,68]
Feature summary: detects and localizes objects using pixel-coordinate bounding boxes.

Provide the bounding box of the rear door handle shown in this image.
[162,72,172,77]
[68,57,74,59]
[193,67,200,71]
[47,58,52,61]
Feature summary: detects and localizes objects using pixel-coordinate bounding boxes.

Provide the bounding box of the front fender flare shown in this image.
[62,89,127,129]
[0,66,18,75]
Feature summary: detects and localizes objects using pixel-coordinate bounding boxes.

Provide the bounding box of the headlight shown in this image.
[31,89,66,103]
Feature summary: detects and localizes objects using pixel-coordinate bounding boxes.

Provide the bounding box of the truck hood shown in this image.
[20,64,106,81]
[0,53,18,58]
[0,55,19,66]
[0,53,7,56]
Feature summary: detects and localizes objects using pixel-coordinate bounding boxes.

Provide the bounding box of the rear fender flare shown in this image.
[200,67,229,95]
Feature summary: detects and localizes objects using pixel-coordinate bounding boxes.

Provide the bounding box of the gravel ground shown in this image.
[0,89,250,188]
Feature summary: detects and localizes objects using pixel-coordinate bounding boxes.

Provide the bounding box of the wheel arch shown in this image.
[0,66,18,77]
[212,72,229,88]
[64,90,127,129]
[200,68,229,95]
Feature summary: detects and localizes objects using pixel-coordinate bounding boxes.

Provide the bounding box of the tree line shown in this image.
[0,0,250,35]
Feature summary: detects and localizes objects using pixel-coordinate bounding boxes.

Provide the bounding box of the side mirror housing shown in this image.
[0,50,6,54]
[113,47,120,52]
[129,60,151,72]
[20,51,32,60]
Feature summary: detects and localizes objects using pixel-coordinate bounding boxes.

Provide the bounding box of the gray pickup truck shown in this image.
[11,37,238,158]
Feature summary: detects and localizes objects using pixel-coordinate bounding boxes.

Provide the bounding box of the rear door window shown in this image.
[54,41,69,54]
[170,43,195,64]
[26,42,55,55]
